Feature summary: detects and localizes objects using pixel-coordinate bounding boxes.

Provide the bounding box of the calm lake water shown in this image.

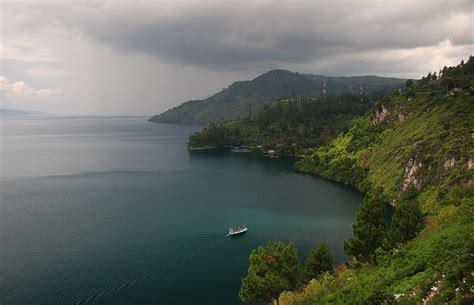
[0,116,362,305]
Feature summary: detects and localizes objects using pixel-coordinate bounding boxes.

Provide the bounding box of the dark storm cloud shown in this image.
[10,0,473,70]
[2,0,472,115]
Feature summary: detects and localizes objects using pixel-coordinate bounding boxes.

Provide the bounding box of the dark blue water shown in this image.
[0,116,362,304]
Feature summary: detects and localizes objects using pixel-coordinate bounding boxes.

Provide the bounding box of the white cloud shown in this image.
[295,39,473,78]
[0,75,63,97]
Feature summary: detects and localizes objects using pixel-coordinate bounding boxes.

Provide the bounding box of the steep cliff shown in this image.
[285,58,474,304]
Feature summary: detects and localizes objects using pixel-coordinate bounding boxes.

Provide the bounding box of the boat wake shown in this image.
[74,234,226,304]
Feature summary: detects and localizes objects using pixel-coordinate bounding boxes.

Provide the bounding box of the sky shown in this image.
[1,0,472,115]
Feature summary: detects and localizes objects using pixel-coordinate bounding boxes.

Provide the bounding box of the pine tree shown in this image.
[239,241,300,305]
[389,200,424,243]
[343,195,386,263]
[299,242,334,286]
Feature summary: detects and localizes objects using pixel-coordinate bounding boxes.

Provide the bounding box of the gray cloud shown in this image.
[1,0,472,115]
[7,0,472,70]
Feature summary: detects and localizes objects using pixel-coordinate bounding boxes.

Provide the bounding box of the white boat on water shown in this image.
[227,224,248,236]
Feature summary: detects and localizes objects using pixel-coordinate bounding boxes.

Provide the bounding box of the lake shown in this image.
[0,116,362,304]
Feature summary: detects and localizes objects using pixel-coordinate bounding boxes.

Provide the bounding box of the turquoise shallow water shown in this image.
[0,116,362,304]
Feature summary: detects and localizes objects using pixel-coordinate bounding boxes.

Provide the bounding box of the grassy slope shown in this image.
[287,77,474,303]
[295,90,473,200]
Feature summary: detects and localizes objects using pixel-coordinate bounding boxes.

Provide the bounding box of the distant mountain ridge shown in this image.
[148,69,405,125]
[0,108,46,116]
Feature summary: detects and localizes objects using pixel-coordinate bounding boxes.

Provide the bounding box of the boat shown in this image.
[227,224,248,236]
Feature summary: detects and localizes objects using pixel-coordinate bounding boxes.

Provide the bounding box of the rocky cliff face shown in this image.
[443,157,456,170]
[398,112,406,122]
[371,105,390,125]
[468,156,474,169]
[402,158,423,191]
[468,157,474,185]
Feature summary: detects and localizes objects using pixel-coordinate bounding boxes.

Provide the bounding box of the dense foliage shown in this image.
[343,194,386,263]
[150,69,405,125]
[187,92,381,155]
[280,203,473,304]
[298,242,334,287]
[419,56,474,89]
[387,193,424,245]
[239,241,300,305]
[240,241,338,305]
[188,125,243,149]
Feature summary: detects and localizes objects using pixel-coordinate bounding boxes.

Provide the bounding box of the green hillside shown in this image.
[148,70,404,125]
[187,92,379,155]
[273,57,474,304]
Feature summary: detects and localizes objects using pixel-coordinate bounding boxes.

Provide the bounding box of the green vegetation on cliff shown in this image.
[279,210,473,304]
[149,70,404,125]
[295,58,474,201]
[240,57,474,304]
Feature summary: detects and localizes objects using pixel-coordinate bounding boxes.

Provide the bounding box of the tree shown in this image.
[404,79,416,97]
[343,195,386,263]
[299,242,334,286]
[239,241,300,305]
[389,200,424,244]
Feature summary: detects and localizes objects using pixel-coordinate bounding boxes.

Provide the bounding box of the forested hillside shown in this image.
[149,70,404,125]
[187,92,378,155]
[239,58,474,304]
